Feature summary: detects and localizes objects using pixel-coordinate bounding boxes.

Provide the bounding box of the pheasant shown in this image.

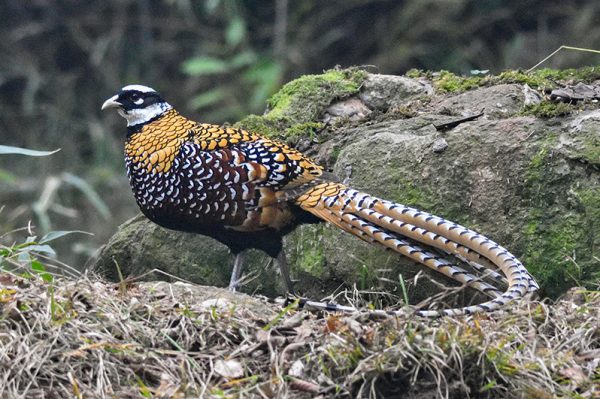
[102,84,538,317]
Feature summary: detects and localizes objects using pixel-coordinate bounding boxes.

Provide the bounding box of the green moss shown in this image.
[495,70,553,88]
[520,101,574,118]
[523,190,599,297]
[393,178,436,210]
[291,225,327,277]
[331,145,342,163]
[424,66,600,96]
[434,70,484,93]
[284,122,324,141]
[498,67,600,88]
[522,211,579,298]
[395,169,473,224]
[579,133,600,165]
[529,147,548,169]
[233,114,285,137]
[404,68,429,79]
[297,245,326,276]
[521,139,600,297]
[268,68,367,121]
[235,68,367,141]
[577,188,600,283]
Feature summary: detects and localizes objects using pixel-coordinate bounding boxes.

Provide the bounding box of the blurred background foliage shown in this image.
[1,0,599,268]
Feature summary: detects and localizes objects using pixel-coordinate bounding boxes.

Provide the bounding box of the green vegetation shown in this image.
[236,68,367,140]
[497,67,600,87]
[521,140,600,298]
[579,131,600,165]
[520,101,574,118]
[1,147,82,278]
[406,66,600,96]
[267,68,367,121]
[433,70,485,93]
[292,225,327,277]
[392,177,436,211]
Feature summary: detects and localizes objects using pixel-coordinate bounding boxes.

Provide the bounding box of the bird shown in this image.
[102,84,538,317]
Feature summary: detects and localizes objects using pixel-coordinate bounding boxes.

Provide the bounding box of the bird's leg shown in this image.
[275,250,295,295]
[228,252,245,292]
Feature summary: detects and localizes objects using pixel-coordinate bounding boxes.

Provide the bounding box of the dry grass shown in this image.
[0,272,598,398]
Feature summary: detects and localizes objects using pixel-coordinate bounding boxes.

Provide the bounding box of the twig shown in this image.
[526,45,600,73]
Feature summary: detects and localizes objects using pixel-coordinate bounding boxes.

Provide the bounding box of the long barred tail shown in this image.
[295,182,539,317]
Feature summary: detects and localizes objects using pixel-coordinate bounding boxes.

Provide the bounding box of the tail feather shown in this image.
[373,198,539,292]
[356,205,504,274]
[310,207,502,298]
[462,257,509,286]
[338,211,503,298]
[296,182,539,317]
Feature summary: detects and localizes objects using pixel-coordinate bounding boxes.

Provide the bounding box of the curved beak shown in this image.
[101,95,122,111]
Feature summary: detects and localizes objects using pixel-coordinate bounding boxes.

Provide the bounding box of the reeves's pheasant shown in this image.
[102,84,538,316]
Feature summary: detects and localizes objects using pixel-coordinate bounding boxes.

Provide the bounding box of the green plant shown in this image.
[0,145,86,280]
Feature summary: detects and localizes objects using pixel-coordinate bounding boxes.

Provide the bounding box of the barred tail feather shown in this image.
[307,207,503,298]
[296,182,539,317]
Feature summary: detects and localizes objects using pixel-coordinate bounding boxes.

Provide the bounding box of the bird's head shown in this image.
[101,85,172,127]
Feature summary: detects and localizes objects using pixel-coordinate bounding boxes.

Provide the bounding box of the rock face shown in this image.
[93,70,600,301]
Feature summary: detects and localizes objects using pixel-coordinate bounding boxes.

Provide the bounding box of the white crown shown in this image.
[121,84,157,93]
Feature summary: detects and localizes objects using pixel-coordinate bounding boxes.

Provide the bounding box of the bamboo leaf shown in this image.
[22,244,56,256]
[40,230,90,244]
[0,145,60,157]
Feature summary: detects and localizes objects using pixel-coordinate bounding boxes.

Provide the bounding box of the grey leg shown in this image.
[228,252,245,292]
[276,251,295,294]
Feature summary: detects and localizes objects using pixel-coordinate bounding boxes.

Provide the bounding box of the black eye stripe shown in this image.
[116,90,164,110]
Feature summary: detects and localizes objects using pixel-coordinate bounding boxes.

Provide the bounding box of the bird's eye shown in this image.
[130,92,145,105]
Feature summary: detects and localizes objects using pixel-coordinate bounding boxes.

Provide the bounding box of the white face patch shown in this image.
[120,101,173,126]
[133,98,144,105]
[121,84,157,93]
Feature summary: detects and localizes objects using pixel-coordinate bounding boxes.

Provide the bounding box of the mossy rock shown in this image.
[93,68,600,302]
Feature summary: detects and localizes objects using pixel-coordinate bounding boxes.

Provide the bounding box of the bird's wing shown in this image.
[186,123,325,191]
